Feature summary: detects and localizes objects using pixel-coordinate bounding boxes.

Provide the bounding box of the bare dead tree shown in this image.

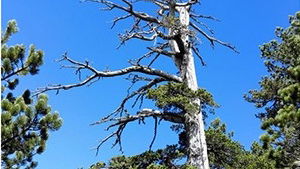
[36,0,237,168]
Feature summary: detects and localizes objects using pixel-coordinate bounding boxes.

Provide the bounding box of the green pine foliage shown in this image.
[191,119,274,169]
[146,82,218,117]
[245,12,300,168]
[102,145,186,169]
[1,20,62,169]
[1,21,44,82]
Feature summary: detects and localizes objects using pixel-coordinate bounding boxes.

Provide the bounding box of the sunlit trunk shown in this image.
[169,5,209,169]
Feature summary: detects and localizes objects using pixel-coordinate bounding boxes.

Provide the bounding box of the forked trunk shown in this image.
[169,5,209,169]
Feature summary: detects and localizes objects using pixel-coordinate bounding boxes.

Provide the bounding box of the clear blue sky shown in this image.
[2,0,299,168]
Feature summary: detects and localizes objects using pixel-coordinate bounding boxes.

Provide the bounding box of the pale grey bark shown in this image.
[170,5,209,169]
[292,161,300,169]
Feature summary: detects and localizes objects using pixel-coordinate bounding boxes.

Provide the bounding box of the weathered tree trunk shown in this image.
[183,49,209,169]
[170,5,209,169]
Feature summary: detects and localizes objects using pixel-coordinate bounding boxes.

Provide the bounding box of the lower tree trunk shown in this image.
[183,48,209,169]
[184,103,209,169]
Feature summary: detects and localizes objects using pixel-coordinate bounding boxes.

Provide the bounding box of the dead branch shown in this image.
[190,13,220,21]
[86,0,162,24]
[175,0,199,7]
[111,14,132,28]
[190,22,239,53]
[93,108,184,154]
[192,46,206,66]
[149,117,158,150]
[190,16,215,34]
[94,108,184,127]
[34,54,182,96]
[134,42,170,65]
[99,77,166,121]
[147,47,177,57]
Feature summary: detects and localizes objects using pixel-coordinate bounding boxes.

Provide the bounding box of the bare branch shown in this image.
[61,54,99,74]
[86,0,161,24]
[147,47,177,57]
[190,16,215,34]
[190,13,220,21]
[34,74,99,96]
[148,53,160,67]
[125,74,153,83]
[151,0,169,9]
[93,108,184,126]
[95,131,117,155]
[118,25,180,47]
[175,0,199,7]
[35,54,182,95]
[192,46,206,66]
[120,30,157,42]
[100,65,182,81]
[134,42,169,65]
[92,108,184,154]
[190,22,239,53]
[149,117,158,150]
[98,77,166,121]
[111,14,132,29]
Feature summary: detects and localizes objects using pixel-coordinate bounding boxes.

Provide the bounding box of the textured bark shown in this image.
[170,5,210,169]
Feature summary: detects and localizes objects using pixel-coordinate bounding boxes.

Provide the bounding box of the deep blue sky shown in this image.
[2,0,299,168]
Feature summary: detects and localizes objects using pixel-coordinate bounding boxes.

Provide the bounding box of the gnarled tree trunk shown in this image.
[170,5,209,169]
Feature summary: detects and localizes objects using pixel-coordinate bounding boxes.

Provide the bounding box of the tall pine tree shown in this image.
[245,12,300,168]
[1,20,63,169]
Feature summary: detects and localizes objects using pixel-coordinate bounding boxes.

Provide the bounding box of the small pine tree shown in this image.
[1,20,63,169]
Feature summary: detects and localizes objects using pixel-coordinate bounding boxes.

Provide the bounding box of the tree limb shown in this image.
[101,77,166,120]
[1,66,29,81]
[35,54,182,95]
[86,0,161,24]
[190,22,239,53]
[92,108,184,154]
